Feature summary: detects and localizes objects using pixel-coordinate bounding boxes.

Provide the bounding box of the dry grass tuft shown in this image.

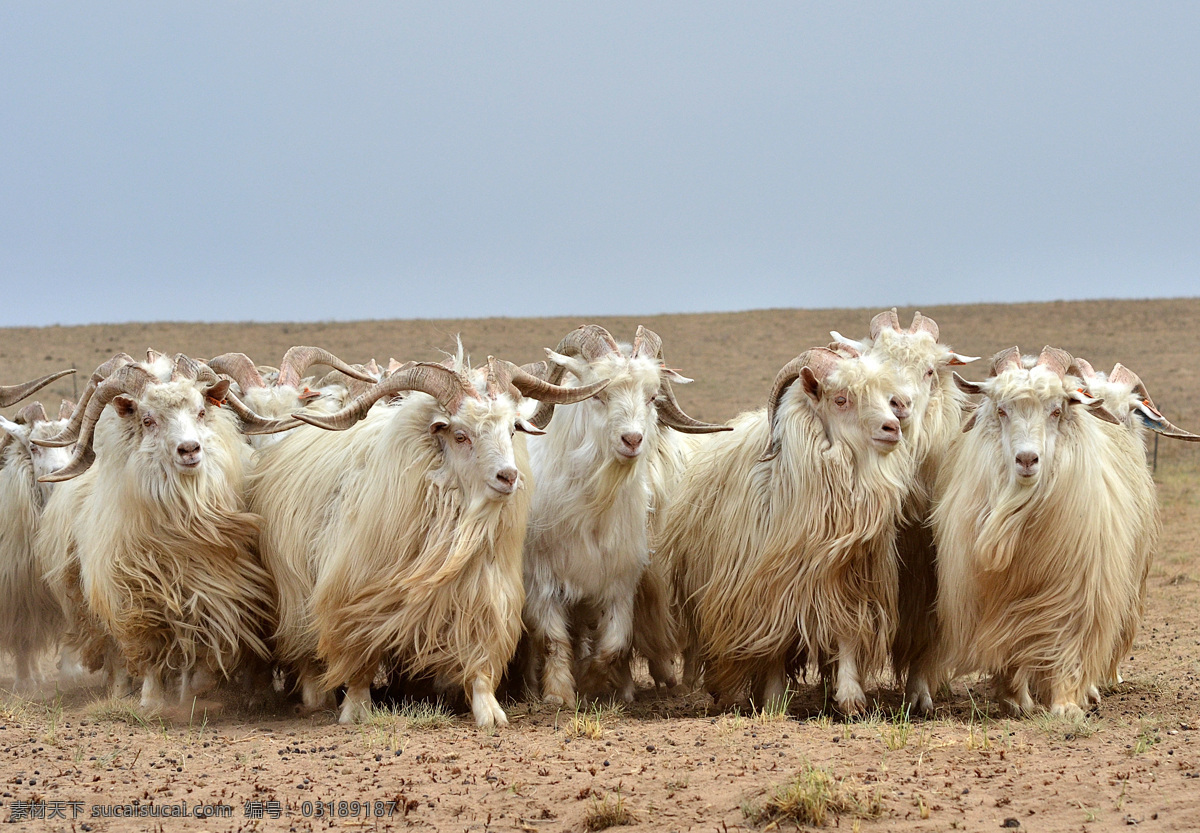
[743,762,883,827]
[584,785,635,830]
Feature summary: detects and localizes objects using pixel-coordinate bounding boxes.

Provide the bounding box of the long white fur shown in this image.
[250,353,531,728]
[35,363,275,708]
[522,344,679,704]
[661,353,912,714]
[835,320,975,712]
[932,360,1152,717]
[0,411,73,689]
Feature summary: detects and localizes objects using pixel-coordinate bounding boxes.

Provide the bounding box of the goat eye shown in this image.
[1051,408,1062,418]
[997,406,1008,419]
[198,408,206,420]
[834,396,848,407]
[142,416,155,428]
[454,431,470,445]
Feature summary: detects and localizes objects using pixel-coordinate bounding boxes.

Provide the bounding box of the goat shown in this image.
[831,309,978,712]
[34,353,278,708]
[0,401,74,690]
[661,347,913,714]
[932,346,1146,718]
[249,350,608,726]
[520,325,729,704]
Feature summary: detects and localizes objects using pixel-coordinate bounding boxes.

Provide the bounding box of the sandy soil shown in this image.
[1,298,1198,832]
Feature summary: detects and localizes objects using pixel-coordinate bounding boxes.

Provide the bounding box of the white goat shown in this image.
[661,347,913,714]
[249,352,607,727]
[830,309,978,712]
[35,353,277,708]
[933,346,1148,718]
[520,325,729,704]
[0,401,74,690]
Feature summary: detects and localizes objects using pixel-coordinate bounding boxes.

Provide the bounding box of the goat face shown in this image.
[589,357,664,463]
[958,366,1096,487]
[804,356,907,455]
[112,382,219,476]
[430,395,534,502]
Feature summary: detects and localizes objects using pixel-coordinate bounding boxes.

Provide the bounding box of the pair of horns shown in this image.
[292,358,609,432]
[1076,358,1200,441]
[869,309,939,342]
[530,324,729,435]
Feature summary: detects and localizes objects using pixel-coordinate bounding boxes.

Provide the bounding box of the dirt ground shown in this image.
[1,298,1198,832]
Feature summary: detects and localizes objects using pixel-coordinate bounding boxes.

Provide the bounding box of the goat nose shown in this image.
[621,432,643,451]
[880,419,900,435]
[177,441,200,456]
[890,396,911,420]
[1016,451,1039,469]
[495,467,518,487]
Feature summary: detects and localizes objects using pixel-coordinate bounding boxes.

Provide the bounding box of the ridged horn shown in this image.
[631,325,729,435]
[1070,357,1098,381]
[1035,346,1073,380]
[15,401,48,426]
[277,346,376,389]
[207,353,267,391]
[989,346,1023,377]
[530,325,621,427]
[1109,363,1200,441]
[908,311,939,340]
[39,364,156,482]
[761,348,842,461]
[869,309,902,341]
[293,362,474,432]
[631,325,662,360]
[502,359,610,406]
[34,354,134,447]
[0,368,76,408]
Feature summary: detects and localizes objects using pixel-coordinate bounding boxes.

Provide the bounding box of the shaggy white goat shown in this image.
[831,309,978,712]
[250,351,607,727]
[35,353,277,708]
[520,325,729,704]
[661,347,913,714]
[932,346,1148,718]
[0,401,74,689]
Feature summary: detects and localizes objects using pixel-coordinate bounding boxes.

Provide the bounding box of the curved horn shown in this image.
[0,368,76,408]
[277,346,376,389]
[1069,357,1098,381]
[172,353,204,381]
[40,365,156,482]
[989,346,1023,378]
[15,401,48,426]
[294,362,473,432]
[869,309,902,341]
[762,348,842,461]
[908,311,940,340]
[58,399,75,420]
[35,354,135,447]
[1108,363,1152,404]
[529,325,621,427]
[207,353,267,391]
[499,359,609,408]
[631,325,662,360]
[1035,346,1073,380]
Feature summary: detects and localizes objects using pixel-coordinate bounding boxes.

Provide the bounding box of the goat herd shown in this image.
[0,311,1195,731]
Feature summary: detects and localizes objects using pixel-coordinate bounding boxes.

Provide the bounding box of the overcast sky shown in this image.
[2,2,1197,327]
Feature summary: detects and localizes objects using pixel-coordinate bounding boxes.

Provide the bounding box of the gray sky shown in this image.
[2,2,1197,327]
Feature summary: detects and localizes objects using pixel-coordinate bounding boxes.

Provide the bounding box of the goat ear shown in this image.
[0,415,25,441]
[113,395,138,419]
[660,368,693,384]
[961,411,978,432]
[946,352,980,366]
[429,416,449,435]
[800,366,822,403]
[1068,388,1121,424]
[205,379,231,405]
[952,372,983,395]
[515,418,545,436]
